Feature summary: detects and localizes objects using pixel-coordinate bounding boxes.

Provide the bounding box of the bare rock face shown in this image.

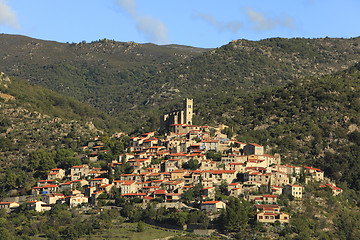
[0,72,11,88]
[87,121,96,131]
[0,72,15,101]
[348,124,360,133]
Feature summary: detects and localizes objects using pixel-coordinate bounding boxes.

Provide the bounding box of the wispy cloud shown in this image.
[117,0,168,44]
[196,12,243,33]
[244,7,295,31]
[0,0,20,30]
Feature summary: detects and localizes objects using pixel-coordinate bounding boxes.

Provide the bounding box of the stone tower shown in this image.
[184,98,193,125]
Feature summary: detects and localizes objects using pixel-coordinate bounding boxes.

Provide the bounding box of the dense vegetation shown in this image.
[1,34,360,239]
[1,35,360,132]
[221,63,360,193]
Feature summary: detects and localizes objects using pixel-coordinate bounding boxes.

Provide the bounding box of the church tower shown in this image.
[184,98,193,125]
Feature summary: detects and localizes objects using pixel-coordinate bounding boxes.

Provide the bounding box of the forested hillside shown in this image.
[218,63,360,192]
[0,72,118,162]
[1,34,360,192]
[1,35,360,131]
[1,34,360,239]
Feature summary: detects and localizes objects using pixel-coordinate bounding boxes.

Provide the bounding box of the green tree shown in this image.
[54,149,80,170]
[137,220,145,232]
[218,197,251,233]
[182,159,200,170]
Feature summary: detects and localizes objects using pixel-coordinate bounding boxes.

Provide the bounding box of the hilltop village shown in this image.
[0,99,343,230]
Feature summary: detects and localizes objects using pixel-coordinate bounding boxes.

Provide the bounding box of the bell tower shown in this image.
[184,98,193,125]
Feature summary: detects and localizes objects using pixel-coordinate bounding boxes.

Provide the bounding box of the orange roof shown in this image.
[211,170,236,174]
[200,140,219,143]
[154,190,167,194]
[304,166,323,172]
[229,182,241,186]
[249,143,263,147]
[122,193,147,196]
[201,201,223,204]
[141,131,156,136]
[61,182,72,185]
[143,186,161,189]
[287,184,302,187]
[263,194,277,198]
[169,153,187,156]
[43,184,58,188]
[122,181,136,185]
[320,184,342,190]
[72,165,87,168]
[92,178,106,181]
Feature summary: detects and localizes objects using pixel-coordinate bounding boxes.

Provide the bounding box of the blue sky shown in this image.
[0,0,359,48]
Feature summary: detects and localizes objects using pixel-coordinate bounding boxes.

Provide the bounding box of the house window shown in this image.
[259,216,263,219]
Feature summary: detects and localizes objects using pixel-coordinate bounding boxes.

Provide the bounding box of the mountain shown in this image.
[1,34,360,132]
[226,63,360,191]
[0,72,120,162]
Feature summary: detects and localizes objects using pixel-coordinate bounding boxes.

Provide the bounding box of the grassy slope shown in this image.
[81,222,184,240]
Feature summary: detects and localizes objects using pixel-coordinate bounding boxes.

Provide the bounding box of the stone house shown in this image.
[47,168,65,180]
[225,162,245,172]
[201,201,226,213]
[27,201,51,212]
[71,165,90,181]
[68,195,88,208]
[283,184,303,199]
[249,194,277,205]
[320,184,343,196]
[119,181,138,194]
[202,186,216,200]
[90,178,109,187]
[255,204,289,223]
[200,160,218,171]
[243,143,264,156]
[304,166,324,181]
[41,193,64,204]
[32,184,59,195]
[221,154,247,164]
[257,211,289,224]
[228,182,243,197]
[0,202,20,213]
[199,140,220,151]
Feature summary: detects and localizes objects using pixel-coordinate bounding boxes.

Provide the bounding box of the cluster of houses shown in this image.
[0,99,343,225]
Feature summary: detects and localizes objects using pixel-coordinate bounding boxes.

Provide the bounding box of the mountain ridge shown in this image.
[1,34,360,133]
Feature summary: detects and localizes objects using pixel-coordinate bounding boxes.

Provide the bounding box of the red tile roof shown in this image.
[201,201,223,204]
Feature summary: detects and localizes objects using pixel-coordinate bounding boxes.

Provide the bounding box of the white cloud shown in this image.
[0,0,20,30]
[117,0,169,44]
[136,16,168,44]
[244,7,295,31]
[196,13,243,33]
[117,0,136,17]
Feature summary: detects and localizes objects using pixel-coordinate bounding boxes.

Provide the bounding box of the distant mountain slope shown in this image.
[0,71,121,129]
[1,34,360,132]
[144,37,360,103]
[219,63,360,190]
[0,72,122,162]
